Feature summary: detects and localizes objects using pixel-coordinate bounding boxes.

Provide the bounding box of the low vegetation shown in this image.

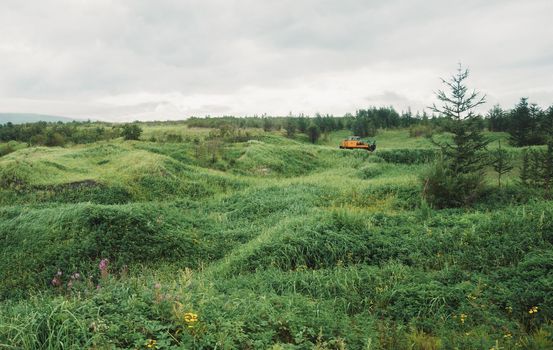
[1,103,552,348]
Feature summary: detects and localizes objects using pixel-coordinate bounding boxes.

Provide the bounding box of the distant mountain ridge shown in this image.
[0,113,77,124]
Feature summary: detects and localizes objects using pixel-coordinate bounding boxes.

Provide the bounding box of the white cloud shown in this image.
[0,0,552,121]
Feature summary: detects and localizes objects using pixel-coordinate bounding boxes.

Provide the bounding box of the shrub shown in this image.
[121,124,142,140]
[377,148,438,164]
[422,159,485,208]
[45,132,65,147]
[0,143,15,157]
[358,164,386,179]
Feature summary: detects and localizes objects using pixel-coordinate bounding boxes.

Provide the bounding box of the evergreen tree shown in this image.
[297,115,308,133]
[424,64,490,207]
[508,98,533,146]
[262,117,273,132]
[520,143,553,194]
[307,124,321,144]
[543,106,553,137]
[429,64,489,175]
[351,111,377,137]
[487,105,507,131]
[284,118,296,138]
[491,140,513,188]
[528,149,543,187]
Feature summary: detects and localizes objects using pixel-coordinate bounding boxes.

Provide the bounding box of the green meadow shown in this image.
[0,125,551,349]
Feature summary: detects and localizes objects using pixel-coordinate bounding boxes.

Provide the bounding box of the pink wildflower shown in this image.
[99,259,109,271]
[99,259,109,279]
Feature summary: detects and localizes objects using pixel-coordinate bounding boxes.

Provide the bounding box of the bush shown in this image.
[358,164,386,179]
[422,160,485,208]
[121,124,142,141]
[45,132,65,147]
[0,143,15,157]
[377,148,438,164]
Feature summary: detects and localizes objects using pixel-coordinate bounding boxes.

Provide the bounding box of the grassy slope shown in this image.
[0,128,552,349]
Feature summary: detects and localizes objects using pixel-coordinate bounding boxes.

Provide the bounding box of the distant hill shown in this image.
[0,113,76,124]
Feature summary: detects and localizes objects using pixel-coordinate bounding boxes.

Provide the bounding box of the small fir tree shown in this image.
[491,140,513,188]
[307,123,321,144]
[284,118,296,138]
[528,149,543,187]
[424,64,490,207]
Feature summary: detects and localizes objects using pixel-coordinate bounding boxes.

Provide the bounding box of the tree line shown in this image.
[1,98,551,148]
[0,121,144,147]
[0,121,119,146]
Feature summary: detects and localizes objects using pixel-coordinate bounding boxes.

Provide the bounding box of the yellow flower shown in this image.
[528,306,538,314]
[503,332,512,339]
[145,339,157,349]
[460,313,467,324]
[184,312,198,324]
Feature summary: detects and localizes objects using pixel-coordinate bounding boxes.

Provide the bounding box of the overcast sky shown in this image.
[0,0,552,121]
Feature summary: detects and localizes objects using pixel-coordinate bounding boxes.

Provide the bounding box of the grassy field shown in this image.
[0,126,551,349]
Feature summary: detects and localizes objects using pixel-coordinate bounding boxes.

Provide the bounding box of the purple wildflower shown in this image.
[99,259,109,271]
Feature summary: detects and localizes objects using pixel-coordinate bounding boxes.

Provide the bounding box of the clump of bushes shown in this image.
[422,159,485,208]
[358,164,387,179]
[0,143,16,157]
[0,162,31,189]
[377,148,438,164]
[121,123,143,141]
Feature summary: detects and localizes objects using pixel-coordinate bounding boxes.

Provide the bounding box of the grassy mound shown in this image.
[230,141,324,177]
[0,143,246,205]
[0,201,238,299]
